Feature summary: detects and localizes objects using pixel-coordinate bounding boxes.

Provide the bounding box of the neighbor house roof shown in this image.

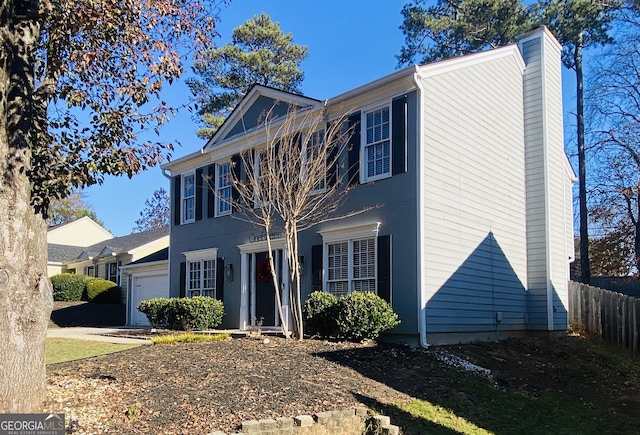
[47,244,86,263]
[81,226,170,259]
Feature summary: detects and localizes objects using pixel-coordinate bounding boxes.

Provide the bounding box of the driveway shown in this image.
[47,326,152,345]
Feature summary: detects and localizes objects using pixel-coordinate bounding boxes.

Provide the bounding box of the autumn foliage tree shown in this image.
[1,0,222,412]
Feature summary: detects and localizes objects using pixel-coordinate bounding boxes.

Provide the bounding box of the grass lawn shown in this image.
[46,338,140,365]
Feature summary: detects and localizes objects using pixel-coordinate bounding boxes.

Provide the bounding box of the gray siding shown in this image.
[169,90,421,335]
[421,53,529,336]
[519,30,571,331]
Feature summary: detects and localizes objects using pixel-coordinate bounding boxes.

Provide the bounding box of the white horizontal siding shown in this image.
[421,53,528,335]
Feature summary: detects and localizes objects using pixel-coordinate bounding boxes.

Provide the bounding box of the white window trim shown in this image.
[215,161,232,217]
[361,104,392,183]
[319,222,380,295]
[181,171,196,224]
[183,248,219,298]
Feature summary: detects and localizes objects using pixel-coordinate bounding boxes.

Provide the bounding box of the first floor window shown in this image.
[187,258,216,298]
[326,237,376,296]
[216,162,232,216]
[86,265,94,277]
[107,261,120,285]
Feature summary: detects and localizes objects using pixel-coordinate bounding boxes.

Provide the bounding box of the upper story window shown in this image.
[182,172,195,223]
[306,130,326,194]
[363,106,391,182]
[216,162,232,216]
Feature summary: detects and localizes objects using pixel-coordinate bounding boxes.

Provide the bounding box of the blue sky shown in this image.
[85,0,577,236]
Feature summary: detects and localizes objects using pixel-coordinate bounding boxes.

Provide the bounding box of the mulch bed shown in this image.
[45,337,423,434]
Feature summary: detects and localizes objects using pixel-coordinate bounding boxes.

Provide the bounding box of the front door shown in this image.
[253,251,276,326]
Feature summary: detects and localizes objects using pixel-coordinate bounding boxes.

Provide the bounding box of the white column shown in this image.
[240,253,249,330]
[250,253,256,326]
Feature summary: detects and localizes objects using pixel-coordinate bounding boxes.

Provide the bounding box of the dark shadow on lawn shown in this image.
[50,302,125,327]
[354,392,459,435]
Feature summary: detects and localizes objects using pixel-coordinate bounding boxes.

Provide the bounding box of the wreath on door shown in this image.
[257,258,273,283]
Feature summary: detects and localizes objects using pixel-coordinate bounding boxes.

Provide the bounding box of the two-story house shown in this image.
[161,27,575,345]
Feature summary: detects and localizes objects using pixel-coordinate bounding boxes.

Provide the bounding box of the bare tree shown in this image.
[587,13,640,274]
[228,105,355,339]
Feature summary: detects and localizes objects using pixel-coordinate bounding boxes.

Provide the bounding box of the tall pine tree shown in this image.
[187,13,308,138]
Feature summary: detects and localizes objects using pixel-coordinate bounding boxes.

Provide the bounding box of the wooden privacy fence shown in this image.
[569,281,640,354]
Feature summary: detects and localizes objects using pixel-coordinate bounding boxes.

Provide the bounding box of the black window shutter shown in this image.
[347,112,361,186]
[311,244,323,292]
[231,154,241,204]
[195,167,204,221]
[391,95,407,175]
[377,235,391,304]
[179,261,186,298]
[173,176,181,225]
[207,164,215,218]
[245,150,255,205]
[216,258,225,303]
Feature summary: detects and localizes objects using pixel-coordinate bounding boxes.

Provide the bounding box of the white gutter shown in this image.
[412,71,429,349]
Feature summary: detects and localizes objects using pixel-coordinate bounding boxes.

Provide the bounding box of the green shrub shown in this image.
[137,297,224,331]
[303,291,400,341]
[50,273,86,301]
[335,291,400,341]
[303,291,339,338]
[86,278,122,304]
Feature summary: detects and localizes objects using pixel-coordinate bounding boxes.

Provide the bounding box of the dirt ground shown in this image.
[46,303,640,434]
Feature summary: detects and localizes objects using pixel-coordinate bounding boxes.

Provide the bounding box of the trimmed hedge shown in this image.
[137,297,224,331]
[303,291,399,341]
[51,273,87,301]
[86,278,122,304]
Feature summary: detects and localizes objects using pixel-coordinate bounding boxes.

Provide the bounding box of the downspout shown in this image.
[411,69,429,348]
[161,168,172,179]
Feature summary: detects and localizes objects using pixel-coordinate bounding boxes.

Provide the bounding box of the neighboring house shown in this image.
[47,216,114,276]
[162,27,575,345]
[47,222,169,305]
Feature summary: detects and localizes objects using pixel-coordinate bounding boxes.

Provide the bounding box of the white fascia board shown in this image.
[161,148,210,177]
[238,237,288,254]
[326,66,418,107]
[120,260,168,273]
[204,105,327,163]
[204,85,322,152]
[127,235,170,255]
[417,45,525,80]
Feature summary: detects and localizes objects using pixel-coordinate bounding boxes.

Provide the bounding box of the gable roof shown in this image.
[81,226,169,258]
[49,226,170,262]
[203,84,321,151]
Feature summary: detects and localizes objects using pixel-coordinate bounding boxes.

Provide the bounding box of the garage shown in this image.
[132,273,168,325]
[121,248,169,326]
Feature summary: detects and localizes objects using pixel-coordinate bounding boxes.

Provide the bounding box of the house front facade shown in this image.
[163,27,575,345]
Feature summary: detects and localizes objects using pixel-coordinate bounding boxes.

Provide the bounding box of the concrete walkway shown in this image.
[47,327,153,345]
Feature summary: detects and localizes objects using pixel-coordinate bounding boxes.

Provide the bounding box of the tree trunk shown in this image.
[0,0,53,412]
[576,36,591,284]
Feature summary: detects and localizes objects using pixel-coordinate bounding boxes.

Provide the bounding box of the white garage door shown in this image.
[132,274,169,326]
